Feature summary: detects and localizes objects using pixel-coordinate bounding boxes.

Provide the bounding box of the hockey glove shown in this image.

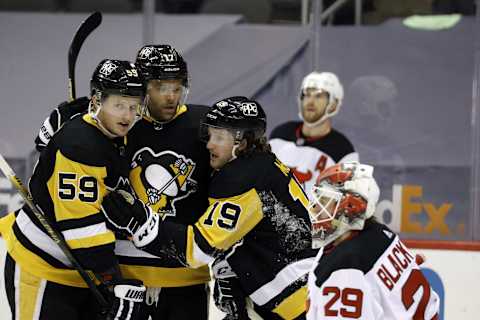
[212,260,249,320]
[105,279,146,320]
[35,97,89,151]
[101,190,159,248]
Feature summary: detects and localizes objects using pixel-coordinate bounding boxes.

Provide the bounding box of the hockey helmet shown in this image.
[90,59,145,98]
[298,71,344,126]
[199,96,266,144]
[135,45,189,121]
[135,44,189,87]
[308,162,380,248]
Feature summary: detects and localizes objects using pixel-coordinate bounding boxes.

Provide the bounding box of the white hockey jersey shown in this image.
[306,221,439,320]
[270,121,358,200]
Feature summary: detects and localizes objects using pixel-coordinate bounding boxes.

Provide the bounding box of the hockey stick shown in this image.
[68,12,102,102]
[0,154,109,310]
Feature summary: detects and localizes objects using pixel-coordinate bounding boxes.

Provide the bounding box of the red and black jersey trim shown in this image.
[313,221,395,287]
[269,121,356,163]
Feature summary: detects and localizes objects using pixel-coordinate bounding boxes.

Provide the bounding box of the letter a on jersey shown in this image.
[129,148,197,217]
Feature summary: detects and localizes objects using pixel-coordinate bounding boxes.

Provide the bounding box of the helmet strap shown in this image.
[141,85,189,126]
[298,89,340,127]
[230,143,241,162]
[88,98,120,139]
[300,99,339,128]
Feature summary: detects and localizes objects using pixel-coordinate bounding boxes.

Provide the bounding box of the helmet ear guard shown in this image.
[309,162,380,248]
[342,164,379,220]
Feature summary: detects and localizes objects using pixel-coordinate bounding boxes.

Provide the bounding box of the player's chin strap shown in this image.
[229,144,241,162]
[88,99,140,138]
[141,96,176,127]
[297,91,340,128]
[298,104,336,128]
[141,89,189,127]
[88,100,119,139]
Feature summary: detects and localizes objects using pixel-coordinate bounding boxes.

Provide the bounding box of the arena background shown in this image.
[0,1,479,318]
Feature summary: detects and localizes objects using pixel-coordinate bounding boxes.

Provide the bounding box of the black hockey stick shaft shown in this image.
[0,154,109,309]
[68,12,102,102]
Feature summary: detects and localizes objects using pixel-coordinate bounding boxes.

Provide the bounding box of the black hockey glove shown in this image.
[101,190,159,248]
[34,97,89,152]
[104,279,146,320]
[212,260,249,320]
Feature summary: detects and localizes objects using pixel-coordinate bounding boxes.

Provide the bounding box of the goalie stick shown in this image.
[0,154,109,310]
[68,11,102,101]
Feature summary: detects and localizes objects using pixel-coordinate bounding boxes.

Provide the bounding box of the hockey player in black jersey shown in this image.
[305,162,439,319]
[270,72,358,200]
[102,96,319,320]
[33,45,211,320]
[122,44,211,320]
[0,59,146,319]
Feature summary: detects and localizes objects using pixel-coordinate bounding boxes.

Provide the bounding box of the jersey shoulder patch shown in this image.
[314,221,395,287]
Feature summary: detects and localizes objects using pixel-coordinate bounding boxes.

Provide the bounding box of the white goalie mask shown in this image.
[308,162,380,248]
[298,71,344,127]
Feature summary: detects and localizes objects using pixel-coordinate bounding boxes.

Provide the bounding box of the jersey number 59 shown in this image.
[58,172,98,202]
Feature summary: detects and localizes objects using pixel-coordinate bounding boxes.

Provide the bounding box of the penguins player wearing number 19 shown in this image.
[102,96,319,319]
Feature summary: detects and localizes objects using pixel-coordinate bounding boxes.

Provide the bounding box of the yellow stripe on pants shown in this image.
[18,266,45,320]
[273,286,308,320]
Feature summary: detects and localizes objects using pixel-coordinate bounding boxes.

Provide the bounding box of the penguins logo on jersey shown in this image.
[129,148,197,217]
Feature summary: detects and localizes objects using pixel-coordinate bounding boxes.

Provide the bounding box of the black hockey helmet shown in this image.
[135,45,188,87]
[200,96,267,143]
[90,59,145,97]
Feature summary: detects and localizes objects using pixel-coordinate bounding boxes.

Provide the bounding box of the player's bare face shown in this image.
[206,127,236,169]
[97,95,140,137]
[301,89,329,123]
[147,79,184,121]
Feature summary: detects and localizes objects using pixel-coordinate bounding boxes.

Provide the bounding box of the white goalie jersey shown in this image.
[306,221,439,320]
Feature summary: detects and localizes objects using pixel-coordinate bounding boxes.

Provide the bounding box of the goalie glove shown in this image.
[101,190,159,248]
[35,97,89,151]
[212,260,249,320]
[105,279,146,320]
